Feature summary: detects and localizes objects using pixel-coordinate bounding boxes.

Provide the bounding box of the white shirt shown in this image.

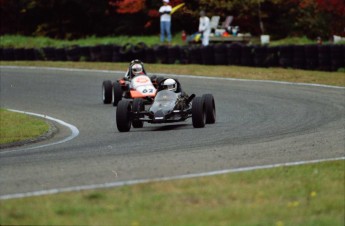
[199,16,210,34]
[159,5,172,22]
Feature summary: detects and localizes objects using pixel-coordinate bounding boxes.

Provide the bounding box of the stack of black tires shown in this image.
[1,43,344,71]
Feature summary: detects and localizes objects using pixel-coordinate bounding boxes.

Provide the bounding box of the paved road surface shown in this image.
[1,67,344,196]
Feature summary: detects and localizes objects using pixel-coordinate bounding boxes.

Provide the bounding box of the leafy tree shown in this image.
[1,0,343,40]
[109,0,146,14]
[289,0,345,38]
[1,0,112,39]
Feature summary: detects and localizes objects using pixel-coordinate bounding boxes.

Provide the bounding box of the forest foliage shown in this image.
[0,0,344,40]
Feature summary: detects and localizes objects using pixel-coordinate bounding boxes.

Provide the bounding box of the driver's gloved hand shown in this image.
[180,91,188,98]
[150,75,157,81]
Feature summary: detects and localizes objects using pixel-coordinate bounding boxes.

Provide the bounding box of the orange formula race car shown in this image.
[102,74,159,106]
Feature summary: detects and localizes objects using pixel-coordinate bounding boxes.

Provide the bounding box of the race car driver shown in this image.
[158,78,190,109]
[124,59,146,80]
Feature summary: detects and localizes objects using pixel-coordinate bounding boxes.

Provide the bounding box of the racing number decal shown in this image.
[142,88,154,94]
[132,76,156,95]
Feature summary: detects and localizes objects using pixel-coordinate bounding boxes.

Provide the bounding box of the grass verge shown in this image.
[1,35,344,48]
[0,109,50,145]
[1,61,345,87]
[1,160,344,225]
[0,34,186,48]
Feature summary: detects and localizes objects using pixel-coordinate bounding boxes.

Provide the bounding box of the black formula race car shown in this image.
[102,74,157,106]
[116,90,216,132]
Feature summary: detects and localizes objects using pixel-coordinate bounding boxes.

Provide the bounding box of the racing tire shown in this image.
[192,96,206,128]
[132,98,144,128]
[116,100,132,132]
[113,82,123,107]
[202,94,216,124]
[102,80,113,104]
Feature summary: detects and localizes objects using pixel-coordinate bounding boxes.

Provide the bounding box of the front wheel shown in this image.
[132,98,144,128]
[116,100,132,132]
[192,96,206,128]
[102,80,112,104]
[113,82,123,107]
[202,94,216,124]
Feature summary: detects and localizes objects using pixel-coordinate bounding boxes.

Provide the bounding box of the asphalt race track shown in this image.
[1,66,344,197]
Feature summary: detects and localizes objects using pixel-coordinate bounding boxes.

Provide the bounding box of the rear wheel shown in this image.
[132,98,144,128]
[102,80,112,104]
[202,94,216,124]
[113,83,123,106]
[116,100,132,132]
[192,96,206,128]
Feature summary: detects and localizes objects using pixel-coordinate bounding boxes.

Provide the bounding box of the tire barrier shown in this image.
[179,46,190,64]
[66,46,85,62]
[293,45,306,69]
[266,46,279,67]
[330,45,344,71]
[167,45,181,64]
[227,43,242,66]
[305,44,318,70]
[253,45,268,68]
[213,44,227,65]
[144,47,156,63]
[279,45,293,68]
[241,45,254,67]
[90,45,102,62]
[201,45,214,65]
[153,45,169,64]
[1,48,15,61]
[1,48,39,61]
[318,45,331,71]
[343,45,345,68]
[1,44,344,71]
[24,48,37,61]
[54,48,67,61]
[119,43,134,62]
[189,46,202,64]
[112,45,122,62]
[100,44,115,62]
[43,47,57,61]
[13,48,26,61]
[132,42,147,63]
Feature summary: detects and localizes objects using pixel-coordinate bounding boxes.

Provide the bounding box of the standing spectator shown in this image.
[159,0,172,43]
[199,10,211,46]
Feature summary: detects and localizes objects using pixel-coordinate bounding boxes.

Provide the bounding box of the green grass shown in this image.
[269,36,345,46]
[1,160,344,225]
[1,61,345,87]
[0,34,186,48]
[0,109,50,145]
[269,36,316,46]
[2,34,343,49]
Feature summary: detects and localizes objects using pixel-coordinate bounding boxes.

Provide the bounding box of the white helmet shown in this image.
[162,78,177,92]
[131,63,143,76]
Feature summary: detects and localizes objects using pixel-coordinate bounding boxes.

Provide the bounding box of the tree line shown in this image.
[1,0,344,40]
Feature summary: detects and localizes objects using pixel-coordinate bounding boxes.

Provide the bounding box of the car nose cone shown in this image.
[154,110,165,121]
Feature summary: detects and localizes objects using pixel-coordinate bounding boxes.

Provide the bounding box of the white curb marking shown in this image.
[1,157,344,200]
[1,109,79,154]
